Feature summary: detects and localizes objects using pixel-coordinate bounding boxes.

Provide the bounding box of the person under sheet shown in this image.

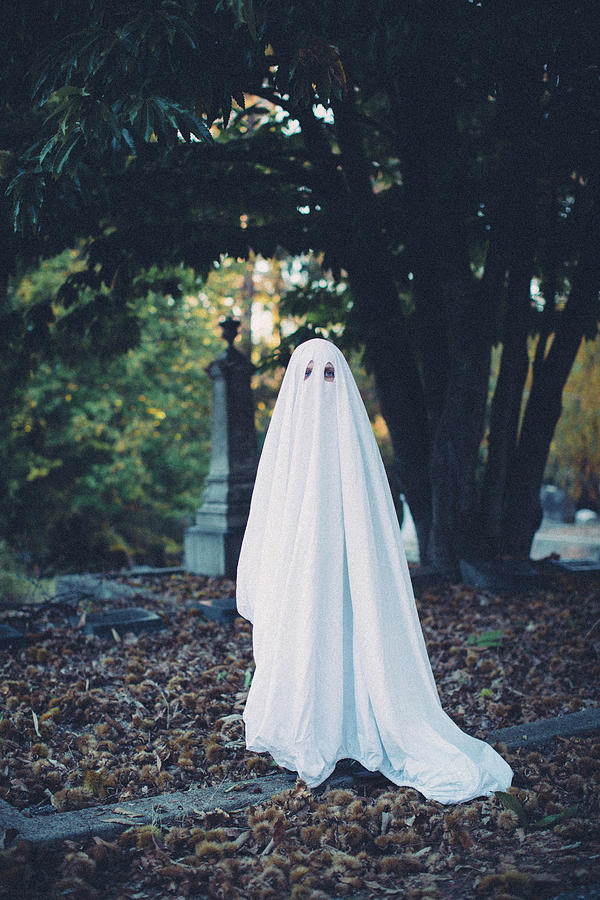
[236,338,512,803]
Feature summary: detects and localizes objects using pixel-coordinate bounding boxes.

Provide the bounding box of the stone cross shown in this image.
[184,318,258,577]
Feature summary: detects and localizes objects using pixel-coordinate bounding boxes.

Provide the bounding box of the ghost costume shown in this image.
[236,338,512,803]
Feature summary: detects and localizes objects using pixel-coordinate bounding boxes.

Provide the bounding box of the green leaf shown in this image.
[495,791,527,824]
[467,629,504,648]
[48,85,89,101]
[166,14,199,50]
[242,0,257,41]
[122,129,136,153]
[222,93,232,129]
[532,804,578,830]
[12,196,22,232]
[39,135,57,165]
[144,104,154,142]
[55,136,81,176]
[128,99,144,124]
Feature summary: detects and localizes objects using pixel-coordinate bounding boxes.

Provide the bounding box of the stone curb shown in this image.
[0,796,27,832]
[487,707,600,751]
[0,775,295,848]
[2,708,598,848]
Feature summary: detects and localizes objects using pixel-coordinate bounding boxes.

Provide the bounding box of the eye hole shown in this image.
[304,360,314,380]
[324,362,335,382]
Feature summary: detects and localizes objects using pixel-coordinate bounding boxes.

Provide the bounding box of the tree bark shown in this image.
[0,265,14,537]
[351,269,433,565]
[239,259,254,357]
[330,99,433,563]
[501,180,600,555]
[427,264,492,575]
[389,70,494,575]
[398,142,449,445]
[477,62,543,558]
[479,210,536,556]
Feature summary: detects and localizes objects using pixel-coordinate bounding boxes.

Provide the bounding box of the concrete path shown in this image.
[400,510,600,563]
[2,707,598,848]
[532,521,600,563]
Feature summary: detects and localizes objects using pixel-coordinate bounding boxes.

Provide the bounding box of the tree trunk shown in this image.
[0,266,13,537]
[330,99,433,563]
[427,265,492,576]
[334,88,493,575]
[476,62,544,558]
[479,216,536,556]
[239,258,254,357]
[501,180,600,555]
[399,141,449,445]
[403,162,492,574]
[391,75,494,576]
[359,294,433,565]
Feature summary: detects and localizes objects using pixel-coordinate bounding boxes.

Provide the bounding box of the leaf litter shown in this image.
[0,569,599,897]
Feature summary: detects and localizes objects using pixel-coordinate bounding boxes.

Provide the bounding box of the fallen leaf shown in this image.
[218,714,244,725]
[234,830,251,849]
[112,807,144,818]
[260,837,275,856]
[495,791,527,824]
[101,816,142,824]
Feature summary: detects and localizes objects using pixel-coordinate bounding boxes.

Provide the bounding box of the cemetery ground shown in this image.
[0,569,599,898]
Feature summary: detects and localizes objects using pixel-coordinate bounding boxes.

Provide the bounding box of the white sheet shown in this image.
[236,338,512,802]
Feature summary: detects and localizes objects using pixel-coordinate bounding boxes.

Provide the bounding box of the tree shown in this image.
[2,1,599,575]
[5,252,254,571]
[544,337,600,514]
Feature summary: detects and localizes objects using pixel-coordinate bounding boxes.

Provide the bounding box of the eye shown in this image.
[324,362,335,381]
[304,360,314,380]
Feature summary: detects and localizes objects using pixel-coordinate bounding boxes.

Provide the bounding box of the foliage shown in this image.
[496,790,579,831]
[0,540,54,606]
[545,337,600,511]
[0,542,29,606]
[466,629,504,650]
[3,1,261,232]
[4,252,253,572]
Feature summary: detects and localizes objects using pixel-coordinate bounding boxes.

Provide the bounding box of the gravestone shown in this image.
[184,319,258,578]
[0,623,25,649]
[192,596,238,624]
[540,484,566,522]
[459,558,541,593]
[68,607,164,637]
[575,508,599,524]
[548,558,600,578]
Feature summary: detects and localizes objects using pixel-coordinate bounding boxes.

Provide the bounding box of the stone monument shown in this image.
[184,318,258,577]
[540,484,566,523]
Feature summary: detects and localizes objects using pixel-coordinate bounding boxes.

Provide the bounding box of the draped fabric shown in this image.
[236,338,512,803]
